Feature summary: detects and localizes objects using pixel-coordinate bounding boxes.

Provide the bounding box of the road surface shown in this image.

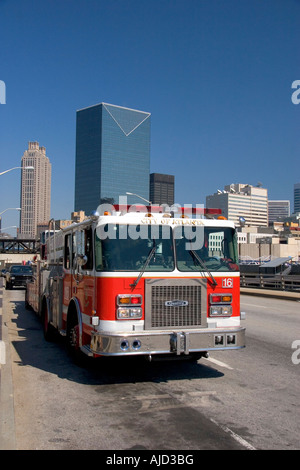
[1,288,300,450]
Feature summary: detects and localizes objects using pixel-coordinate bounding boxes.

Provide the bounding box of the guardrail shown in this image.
[0,238,38,254]
[240,273,300,292]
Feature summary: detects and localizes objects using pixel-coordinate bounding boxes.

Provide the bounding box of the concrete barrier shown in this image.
[0,276,16,450]
[0,277,4,364]
[241,287,300,301]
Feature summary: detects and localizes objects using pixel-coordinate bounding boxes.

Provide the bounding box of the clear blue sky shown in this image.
[0,0,299,236]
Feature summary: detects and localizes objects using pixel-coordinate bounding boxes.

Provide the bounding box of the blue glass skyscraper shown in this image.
[74,102,151,214]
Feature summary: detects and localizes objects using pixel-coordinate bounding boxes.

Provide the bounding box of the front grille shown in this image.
[145,279,207,330]
[14,276,32,283]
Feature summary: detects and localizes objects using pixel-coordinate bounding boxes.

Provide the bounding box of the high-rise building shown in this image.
[268,200,290,223]
[149,173,174,206]
[74,102,151,214]
[20,142,51,238]
[294,183,300,213]
[206,183,268,227]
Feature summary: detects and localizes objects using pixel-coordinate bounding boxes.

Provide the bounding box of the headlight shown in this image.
[209,292,232,317]
[210,305,232,316]
[117,307,142,319]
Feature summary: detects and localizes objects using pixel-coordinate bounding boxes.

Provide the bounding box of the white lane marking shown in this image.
[241,302,268,309]
[136,391,218,413]
[0,340,6,365]
[204,357,233,370]
[210,418,256,450]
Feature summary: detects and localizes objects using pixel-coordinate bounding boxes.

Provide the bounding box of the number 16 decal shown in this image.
[222,278,233,288]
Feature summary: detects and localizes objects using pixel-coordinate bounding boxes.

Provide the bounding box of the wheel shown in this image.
[42,302,56,341]
[187,353,204,362]
[188,352,209,362]
[66,312,84,363]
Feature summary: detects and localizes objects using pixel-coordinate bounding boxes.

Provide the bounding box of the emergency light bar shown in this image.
[109,205,222,216]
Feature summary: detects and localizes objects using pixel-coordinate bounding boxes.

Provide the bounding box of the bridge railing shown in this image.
[0,238,38,254]
[240,273,300,292]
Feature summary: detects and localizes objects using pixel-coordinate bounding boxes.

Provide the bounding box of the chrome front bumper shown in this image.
[89,327,246,357]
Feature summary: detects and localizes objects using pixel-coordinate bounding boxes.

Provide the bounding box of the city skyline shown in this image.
[150,173,175,206]
[0,0,299,236]
[295,183,300,213]
[20,142,51,238]
[206,183,269,228]
[75,102,151,214]
[0,165,298,237]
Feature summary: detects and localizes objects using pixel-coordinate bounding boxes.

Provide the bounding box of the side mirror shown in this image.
[76,254,88,267]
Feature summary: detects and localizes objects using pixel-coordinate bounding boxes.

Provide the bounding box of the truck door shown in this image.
[72,227,95,328]
[63,232,73,318]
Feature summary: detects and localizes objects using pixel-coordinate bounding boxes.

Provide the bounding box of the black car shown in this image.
[5,265,33,289]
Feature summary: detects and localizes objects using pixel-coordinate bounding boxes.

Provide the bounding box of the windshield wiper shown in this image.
[130,239,156,289]
[188,249,218,287]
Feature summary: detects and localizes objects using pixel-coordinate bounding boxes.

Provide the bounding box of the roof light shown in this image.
[90,210,100,221]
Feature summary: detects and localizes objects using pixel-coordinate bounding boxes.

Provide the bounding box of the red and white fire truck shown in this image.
[26,204,245,361]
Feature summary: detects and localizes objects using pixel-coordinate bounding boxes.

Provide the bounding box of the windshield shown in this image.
[95,224,174,272]
[175,226,239,272]
[11,266,32,273]
[95,223,239,273]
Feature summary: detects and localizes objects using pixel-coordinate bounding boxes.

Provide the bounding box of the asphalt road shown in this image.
[1,288,300,451]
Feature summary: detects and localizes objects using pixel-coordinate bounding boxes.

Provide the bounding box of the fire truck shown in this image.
[25,204,245,361]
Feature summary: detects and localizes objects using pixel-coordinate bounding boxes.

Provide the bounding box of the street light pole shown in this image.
[126,192,152,205]
[0,226,17,232]
[0,208,21,216]
[0,166,34,176]
[0,167,33,238]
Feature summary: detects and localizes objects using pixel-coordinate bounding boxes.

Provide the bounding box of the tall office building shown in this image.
[206,183,268,227]
[149,173,174,206]
[20,142,51,238]
[268,200,290,223]
[74,102,151,214]
[294,183,300,213]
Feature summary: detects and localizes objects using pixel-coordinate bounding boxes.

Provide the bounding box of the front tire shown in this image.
[66,312,84,363]
[42,301,56,341]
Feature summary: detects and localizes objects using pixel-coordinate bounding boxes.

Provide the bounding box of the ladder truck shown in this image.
[25,204,245,361]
